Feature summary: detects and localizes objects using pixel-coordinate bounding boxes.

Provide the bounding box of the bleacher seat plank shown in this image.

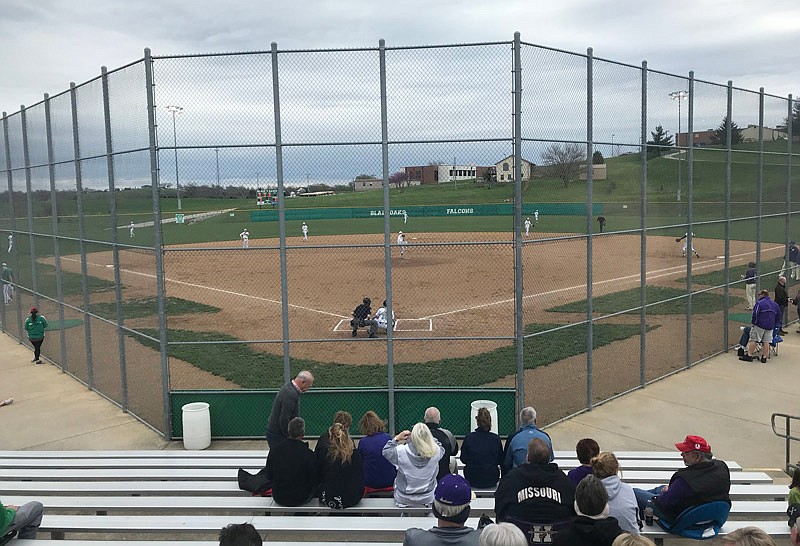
[16,542,396,546]
[0,456,743,472]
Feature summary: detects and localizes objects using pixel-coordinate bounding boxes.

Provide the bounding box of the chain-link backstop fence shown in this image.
[1,34,797,439]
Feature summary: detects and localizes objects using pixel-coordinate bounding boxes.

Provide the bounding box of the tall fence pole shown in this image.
[639,61,648,386]
[1,112,18,337]
[788,95,794,286]
[102,66,129,411]
[585,48,594,407]
[20,105,39,309]
[44,93,68,372]
[724,81,733,349]
[512,31,524,418]
[271,42,291,384]
[756,89,764,290]
[685,72,694,368]
[69,82,93,380]
[378,38,396,435]
[144,48,172,440]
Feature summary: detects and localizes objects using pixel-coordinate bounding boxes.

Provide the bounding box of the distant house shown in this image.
[494,155,534,182]
[676,130,715,147]
[404,164,490,185]
[741,124,787,142]
[353,178,383,192]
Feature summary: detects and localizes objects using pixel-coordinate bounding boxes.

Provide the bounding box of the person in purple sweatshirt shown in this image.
[568,438,600,486]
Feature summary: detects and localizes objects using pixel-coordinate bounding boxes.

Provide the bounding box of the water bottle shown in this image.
[644,506,654,526]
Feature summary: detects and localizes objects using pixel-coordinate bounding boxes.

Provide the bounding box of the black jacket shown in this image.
[775,283,789,307]
[317,449,365,509]
[552,516,624,546]
[494,462,575,524]
[266,381,300,438]
[656,459,730,522]
[265,437,317,506]
[427,423,459,480]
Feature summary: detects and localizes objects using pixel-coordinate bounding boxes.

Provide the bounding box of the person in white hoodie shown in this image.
[382,422,444,507]
[591,452,641,535]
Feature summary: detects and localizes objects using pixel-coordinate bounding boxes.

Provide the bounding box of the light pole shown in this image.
[165,105,184,210]
[611,133,615,157]
[214,148,220,187]
[669,90,688,203]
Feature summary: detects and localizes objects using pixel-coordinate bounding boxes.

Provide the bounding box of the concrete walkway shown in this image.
[1,327,798,473]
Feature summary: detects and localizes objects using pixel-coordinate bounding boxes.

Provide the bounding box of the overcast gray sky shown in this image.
[1,0,798,114]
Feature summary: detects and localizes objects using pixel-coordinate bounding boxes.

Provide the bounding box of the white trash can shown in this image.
[182,402,211,450]
[470,400,499,435]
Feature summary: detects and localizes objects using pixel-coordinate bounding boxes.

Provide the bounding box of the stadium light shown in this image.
[165,105,184,210]
[669,90,688,203]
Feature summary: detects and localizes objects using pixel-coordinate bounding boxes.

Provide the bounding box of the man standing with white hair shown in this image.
[404,474,481,546]
[425,406,459,480]
[265,370,314,449]
[503,406,553,472]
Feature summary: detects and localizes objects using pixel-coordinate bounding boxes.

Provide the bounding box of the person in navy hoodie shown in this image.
[357,410,396,489]
[460,407,503,488]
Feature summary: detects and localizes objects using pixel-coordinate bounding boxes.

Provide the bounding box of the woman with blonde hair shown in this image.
[382,422,444,507]
[315,410,352,465]
[357,410,396,489]
[592,452,641,535]
[317,422,364,509]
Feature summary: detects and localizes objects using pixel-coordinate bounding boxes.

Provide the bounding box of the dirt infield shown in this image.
[53,230,782,417]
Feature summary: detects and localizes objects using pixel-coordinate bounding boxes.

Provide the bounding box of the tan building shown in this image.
[741,124,787,142]
[494,155,534,182]
[353,178,383,192]
[578,163,607,180]
[404,164,490,185]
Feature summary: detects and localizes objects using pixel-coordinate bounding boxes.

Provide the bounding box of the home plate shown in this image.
[106,264,114,268]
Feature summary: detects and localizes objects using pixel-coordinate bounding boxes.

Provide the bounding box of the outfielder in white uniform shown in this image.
[7,234,12,253]
[534,209,539,222]
[524,217,532,237]
[239,228,249,248]
[129,222,135,238]
[397,231,407,258]
[403,210,408,224]
[301,222,308,241]
[1,262,14,304]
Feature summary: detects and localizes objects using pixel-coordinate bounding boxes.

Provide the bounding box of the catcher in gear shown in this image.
[351,297,379,338]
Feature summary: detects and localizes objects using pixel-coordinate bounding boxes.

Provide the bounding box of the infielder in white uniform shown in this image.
[676,232,699,258]
[239,228,249,248]
[397,231,407,258]
[534,209,539,222]
[129,222,135,238]
[403,210,408,224]
[301,222,308,241]
[524,217,532,237]
[7,234,12,253]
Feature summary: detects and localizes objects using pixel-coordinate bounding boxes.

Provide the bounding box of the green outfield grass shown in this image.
[546,286,746,315]
[89,297,220,321]
[134,321,655,388]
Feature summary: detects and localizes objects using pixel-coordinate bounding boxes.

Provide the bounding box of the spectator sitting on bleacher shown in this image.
[357,410,396,489]
[552,475,624,546]
[425,406,459,480]
[591,452,641,535]
[404,474,482,546]
[503,406,554,473]
[633,435,731,527]
[218,523,262,546]
[0,497,44,540]
[265,416,317,506]
[568,438,600,486]
[460,407,504,489]
[494,438,575,525]
[479,522,528,546]
[317,422,364,509]
[382,422,445,507]
[315,410,352,466]
[723,526,777,546]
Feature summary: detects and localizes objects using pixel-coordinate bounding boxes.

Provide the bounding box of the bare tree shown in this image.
[542,143,586,188]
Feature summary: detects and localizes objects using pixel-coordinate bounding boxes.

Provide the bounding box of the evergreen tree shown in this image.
[785,100,800,133]
[646,125,673,158]
[710,116,743,145]
[592,151,605,165]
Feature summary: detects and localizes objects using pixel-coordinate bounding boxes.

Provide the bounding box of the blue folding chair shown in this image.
[656,500,731,540]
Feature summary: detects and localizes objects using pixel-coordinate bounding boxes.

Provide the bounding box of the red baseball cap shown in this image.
[30,306,38,313]
[675,435,711,453]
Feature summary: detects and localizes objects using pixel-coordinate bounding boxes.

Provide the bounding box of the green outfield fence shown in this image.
[0,34,797,441]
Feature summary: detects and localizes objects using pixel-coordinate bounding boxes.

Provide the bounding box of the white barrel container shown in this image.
[182,402,211,450]
[470,399,499,435]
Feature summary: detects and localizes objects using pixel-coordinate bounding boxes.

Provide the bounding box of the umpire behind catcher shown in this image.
[351,297,379,338]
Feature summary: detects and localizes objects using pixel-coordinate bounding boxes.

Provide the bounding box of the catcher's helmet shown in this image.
[363,297,371,305]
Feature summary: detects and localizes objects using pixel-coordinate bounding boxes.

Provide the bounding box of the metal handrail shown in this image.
[771,413,800,474]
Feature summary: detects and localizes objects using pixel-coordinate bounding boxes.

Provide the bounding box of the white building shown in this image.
[494,155,534,182]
